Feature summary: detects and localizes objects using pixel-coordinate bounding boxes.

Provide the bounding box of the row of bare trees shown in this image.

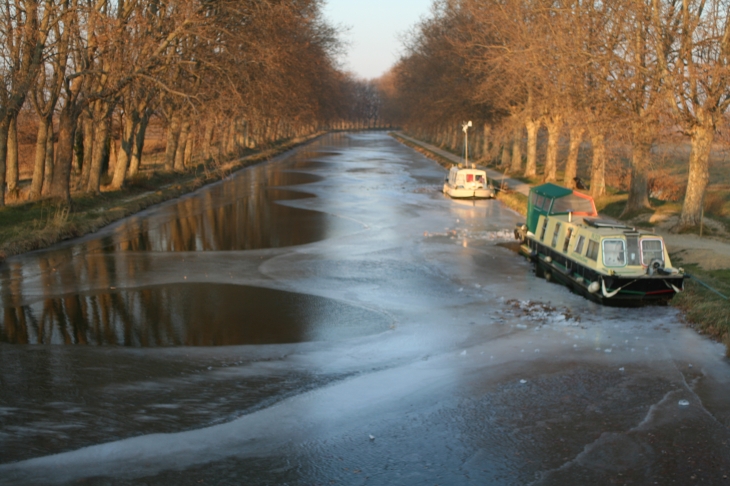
[381,0,730,229]
[0,0,381,207]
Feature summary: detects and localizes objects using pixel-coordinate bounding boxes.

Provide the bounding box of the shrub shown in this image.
[704,191,728,217]
[648,173,686,201]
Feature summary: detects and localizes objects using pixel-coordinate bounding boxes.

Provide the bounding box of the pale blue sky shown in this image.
[323,0,435,80]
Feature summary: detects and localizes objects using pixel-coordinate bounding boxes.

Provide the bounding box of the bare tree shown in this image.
[652,0,730,229]
[0,0,53,206]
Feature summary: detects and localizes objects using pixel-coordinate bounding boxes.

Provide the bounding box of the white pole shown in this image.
[465,130,469,166]
[462,121,472,167]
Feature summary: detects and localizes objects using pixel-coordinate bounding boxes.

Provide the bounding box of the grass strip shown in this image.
[669,263,730,352]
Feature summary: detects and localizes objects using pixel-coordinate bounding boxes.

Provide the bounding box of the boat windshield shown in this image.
[551,194,597,216]
[641,239,664,265]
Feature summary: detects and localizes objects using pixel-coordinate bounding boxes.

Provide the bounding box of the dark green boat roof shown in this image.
[530,183,573,199]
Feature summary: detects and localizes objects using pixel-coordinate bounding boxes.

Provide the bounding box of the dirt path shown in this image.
[660,233,730,270]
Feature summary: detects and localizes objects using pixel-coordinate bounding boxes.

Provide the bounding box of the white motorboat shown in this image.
[442,120,496,199]
[443,166,496,199]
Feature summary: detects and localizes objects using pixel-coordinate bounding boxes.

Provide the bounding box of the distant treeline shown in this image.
[0,0,384,205]
[378,0,730,228]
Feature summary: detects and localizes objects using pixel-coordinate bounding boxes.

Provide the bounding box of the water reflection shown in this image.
[0,283,390,346]
[0,134,376,348]
[87,170,357,253]
[98,188,338,252]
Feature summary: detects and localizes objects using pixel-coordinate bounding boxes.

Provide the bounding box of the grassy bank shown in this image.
[0,132,324,261]
[670,265,730,349]
[394,132,730,347]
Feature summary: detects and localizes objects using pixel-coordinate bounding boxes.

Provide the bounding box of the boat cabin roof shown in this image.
[449,166,486,176]
[551,213,646,238]
[583,218,634,230]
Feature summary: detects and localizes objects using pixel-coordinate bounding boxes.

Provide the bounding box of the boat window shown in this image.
[539,217,548,241]
[574,235,585,254]
[563,227,573,252]
[541,197,553,211]
[586,240,599,261]
[641,239,664,265]
[602,239,626,267]
[535,195,545,209]
[551,222,561,247]
[466,174,474,182]
[551,194,597,215]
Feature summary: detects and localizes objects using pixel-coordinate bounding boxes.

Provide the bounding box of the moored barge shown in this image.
[514,183,685,306]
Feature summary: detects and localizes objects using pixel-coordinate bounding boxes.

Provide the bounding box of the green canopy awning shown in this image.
[530,183,573,199]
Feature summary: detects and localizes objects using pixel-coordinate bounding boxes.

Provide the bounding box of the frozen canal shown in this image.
[1,132,730,485]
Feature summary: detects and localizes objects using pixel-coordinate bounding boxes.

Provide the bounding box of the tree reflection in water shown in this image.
[0,283,390,346]
[0,138,373,347]
[87,169,343,253]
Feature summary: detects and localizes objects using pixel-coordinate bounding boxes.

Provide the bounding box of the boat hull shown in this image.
[443,184,495,199]
[520,239,685,307]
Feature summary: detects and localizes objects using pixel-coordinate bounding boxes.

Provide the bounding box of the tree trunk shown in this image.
[106,134,116,180]
[481,124,491,162]
[79,111,94,190]
[563,126,584,189]
[622,121,653,216]
[6,115,19,199]
[202,120,214,161]
[543,115,562,182]
[183,129,193,167]
[679,122,714,228]
[500,144,510,168]
[29,115,50,200]
[164,114,181,171]
[225,120,236,154]
[72,127,83,175]
[589,130,606,198]
[174,120,190,171]
[524,119,539,177]
[0,118,10,207]
[87,106,111,193]
[510,128,522,173]
[50,103,81,202]
[272,118,280,143]
[110,112,135,190]
[128,113,148,177]
[42,123,54,196]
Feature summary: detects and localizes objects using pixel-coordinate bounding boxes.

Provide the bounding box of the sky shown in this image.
[322,0,435,80]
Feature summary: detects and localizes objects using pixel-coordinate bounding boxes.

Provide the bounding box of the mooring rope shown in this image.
[687,274,729,301]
